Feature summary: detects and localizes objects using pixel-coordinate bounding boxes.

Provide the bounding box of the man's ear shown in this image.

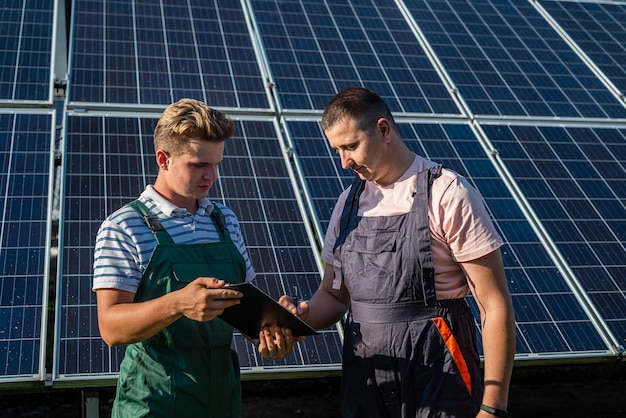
[377,118,392,142]
[156,149,169,169]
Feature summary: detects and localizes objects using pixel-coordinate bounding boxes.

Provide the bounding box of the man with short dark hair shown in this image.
[283,87,515,418]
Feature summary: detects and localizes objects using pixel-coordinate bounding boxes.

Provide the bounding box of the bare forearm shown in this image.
[98,292,182,346]
[459,250,514,410]
[97,278,242,346]
[480,304,516,410]
[305,287,349,330]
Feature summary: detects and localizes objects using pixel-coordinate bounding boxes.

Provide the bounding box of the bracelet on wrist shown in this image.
[480,403,509,417]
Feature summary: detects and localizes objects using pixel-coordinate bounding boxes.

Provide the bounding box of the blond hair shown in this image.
[154,98,235,157]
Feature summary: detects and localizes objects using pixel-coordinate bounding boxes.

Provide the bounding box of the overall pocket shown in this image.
[342,230,398,302]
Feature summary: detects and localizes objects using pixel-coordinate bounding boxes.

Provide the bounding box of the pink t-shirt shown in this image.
[321,154,503,299]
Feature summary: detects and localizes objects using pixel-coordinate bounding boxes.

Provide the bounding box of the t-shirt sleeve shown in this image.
[433,173,503,263]
[92,213,144,293]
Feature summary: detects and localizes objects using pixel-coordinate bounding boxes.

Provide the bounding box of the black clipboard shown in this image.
[218,282,318,342]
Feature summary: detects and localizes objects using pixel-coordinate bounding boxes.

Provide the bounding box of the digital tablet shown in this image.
[219,282,318,341]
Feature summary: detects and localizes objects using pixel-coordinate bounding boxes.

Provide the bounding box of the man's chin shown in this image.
[189,192,209,201]
[352,170,369,181]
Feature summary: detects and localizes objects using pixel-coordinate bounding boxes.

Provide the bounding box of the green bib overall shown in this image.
[112,200,247,418]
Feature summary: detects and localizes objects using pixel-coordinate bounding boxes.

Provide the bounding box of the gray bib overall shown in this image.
[112,200,246,418]
[334,167,483,418]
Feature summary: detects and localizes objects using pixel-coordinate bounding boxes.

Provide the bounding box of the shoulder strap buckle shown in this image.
[147,216,165,232]
[127,199,174,244]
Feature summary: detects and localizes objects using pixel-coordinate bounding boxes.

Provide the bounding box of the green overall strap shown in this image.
[127,200,174,245]
[209,204,231,242]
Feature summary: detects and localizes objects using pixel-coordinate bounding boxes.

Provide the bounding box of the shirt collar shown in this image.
[140,185,214,217]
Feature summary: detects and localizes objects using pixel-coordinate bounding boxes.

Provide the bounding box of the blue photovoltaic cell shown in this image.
[55,114,341,379]
[541,0,626,97]
[483,123,626,349]
[69,0,269,109]
[0,0,54,102]
[289,119,613,357]
[250,0,460,114]
[403,0,626,119]
[0,112,53,380]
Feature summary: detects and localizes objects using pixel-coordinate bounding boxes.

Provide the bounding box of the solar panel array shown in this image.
[401,0,626,119]
[1,0,625,388]
[0,0,56,386]
[249,0,460,114]
[481,122,626,350]
[540,0,626,97]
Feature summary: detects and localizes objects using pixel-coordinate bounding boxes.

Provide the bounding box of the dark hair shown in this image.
[320,87,396,133]
[154,98,235,157]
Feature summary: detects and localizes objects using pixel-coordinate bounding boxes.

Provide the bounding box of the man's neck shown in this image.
[152,182,199,215]
[375,151,416,187]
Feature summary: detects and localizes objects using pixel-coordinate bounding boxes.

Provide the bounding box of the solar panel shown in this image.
[482,122,626,351]
[68,0,270,109]
[249,0,460,114]
[0,0,55,103]
[0,111,54,382]
[286,118,617,359]
[540,0,626,98]
[54,113,341,382]
[402,0,626,118]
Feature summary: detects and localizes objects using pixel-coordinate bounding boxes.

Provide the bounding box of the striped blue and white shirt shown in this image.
[93,185,256,293]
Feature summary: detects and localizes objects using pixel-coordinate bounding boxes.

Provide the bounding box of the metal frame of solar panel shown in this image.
[66,0,273,112]
[53,111,342,384]
[283,115,622,361]
[0,110,55,384]
[0,0,56,105]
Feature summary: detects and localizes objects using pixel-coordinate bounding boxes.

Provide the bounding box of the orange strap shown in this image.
[431,317,472,395]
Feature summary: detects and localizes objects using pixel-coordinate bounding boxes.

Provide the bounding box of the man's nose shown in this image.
[340,152,352,170]
[204,166,218,180]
